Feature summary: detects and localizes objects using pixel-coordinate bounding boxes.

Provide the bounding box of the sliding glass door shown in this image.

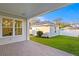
[2,18,13,36]
[15,20,22,35]
[2,18,22,37]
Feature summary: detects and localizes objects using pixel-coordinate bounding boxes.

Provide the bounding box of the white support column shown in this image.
[26,19,30,40]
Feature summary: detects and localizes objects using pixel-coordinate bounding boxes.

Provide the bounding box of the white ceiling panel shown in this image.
[0,3,70,19]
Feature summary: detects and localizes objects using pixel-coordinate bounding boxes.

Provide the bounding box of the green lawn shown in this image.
[30,35,79,56]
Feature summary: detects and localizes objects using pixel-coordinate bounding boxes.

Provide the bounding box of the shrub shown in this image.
[37,31,43,37]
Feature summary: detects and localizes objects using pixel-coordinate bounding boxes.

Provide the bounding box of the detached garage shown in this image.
[30,23,59,37]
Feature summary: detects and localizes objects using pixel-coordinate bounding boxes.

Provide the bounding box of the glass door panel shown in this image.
[2,18,13,36]
[15,20,22,35]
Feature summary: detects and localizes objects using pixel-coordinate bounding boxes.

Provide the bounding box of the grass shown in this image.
[30,35,79,56]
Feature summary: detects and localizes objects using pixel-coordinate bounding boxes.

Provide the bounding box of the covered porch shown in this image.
[0,3,72,56]
[0,3,70,44]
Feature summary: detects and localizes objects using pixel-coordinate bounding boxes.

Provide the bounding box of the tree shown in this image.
[37,31,43,37]
[53,18,62,29]
[53,18,71,29]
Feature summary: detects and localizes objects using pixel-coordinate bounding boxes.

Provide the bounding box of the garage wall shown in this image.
[36,26,50,33]
[30,26,50,36]
[0,15,26,45]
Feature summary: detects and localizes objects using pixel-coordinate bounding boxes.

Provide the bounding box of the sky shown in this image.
[37,3,79,23]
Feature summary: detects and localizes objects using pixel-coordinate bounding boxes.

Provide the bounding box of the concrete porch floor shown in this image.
[0,40,73,56]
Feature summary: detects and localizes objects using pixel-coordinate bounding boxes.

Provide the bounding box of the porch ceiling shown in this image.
[0,3,70,19]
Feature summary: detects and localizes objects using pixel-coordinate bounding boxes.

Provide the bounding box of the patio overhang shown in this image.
[0,3,70,19]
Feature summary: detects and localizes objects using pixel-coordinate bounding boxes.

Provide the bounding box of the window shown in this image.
[15,20,22,35]
[2,18,13,36]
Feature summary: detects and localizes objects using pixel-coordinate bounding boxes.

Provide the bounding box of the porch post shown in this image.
[26,19,30,40]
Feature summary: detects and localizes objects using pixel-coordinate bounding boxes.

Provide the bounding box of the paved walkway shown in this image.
[0,40,73,56]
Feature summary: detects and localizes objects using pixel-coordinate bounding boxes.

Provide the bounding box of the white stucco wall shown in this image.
[0,15,26,45]
[30,26,50,36]
[30,25,59,37]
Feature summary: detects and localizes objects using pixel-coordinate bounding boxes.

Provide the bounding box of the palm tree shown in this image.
[53,18,62,29]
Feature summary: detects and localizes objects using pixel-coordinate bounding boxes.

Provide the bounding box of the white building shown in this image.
[30,22,59,37]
